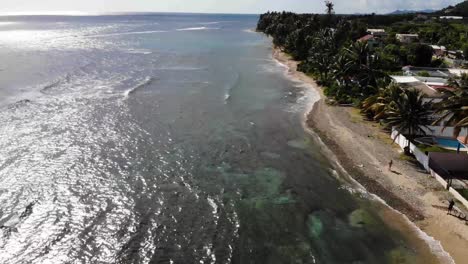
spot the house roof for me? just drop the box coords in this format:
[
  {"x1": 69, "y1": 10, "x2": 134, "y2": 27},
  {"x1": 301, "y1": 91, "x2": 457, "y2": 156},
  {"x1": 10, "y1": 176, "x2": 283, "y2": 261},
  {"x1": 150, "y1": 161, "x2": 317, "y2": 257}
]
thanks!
[
  {"x1": 367, "y1": 28, "x2": 385, "y2": 32},
  {"x1": 429, "y1": 45, "x2": 446, "y2": 50},
  {"x1": 390, "y1": 76, "x2": 419, "y2": 83},
  {"x1": 400, "y1": 82, "x2": 446, "y2": 98},
  {"x1": 357, "y1": 34, "x2": 374, "y2": 42},
  {"x1": 396, "y1": 34, "x2": 419, "y2": 37},
  {"x1": 428, "y1": 152, "x2": 468, "y2": 180},
  {"x1": 459, "y1": 136, "x2": 468, "y2": 145},
  {"x1": 448, "y1": 69, "x2": 468, "y2": 77}
]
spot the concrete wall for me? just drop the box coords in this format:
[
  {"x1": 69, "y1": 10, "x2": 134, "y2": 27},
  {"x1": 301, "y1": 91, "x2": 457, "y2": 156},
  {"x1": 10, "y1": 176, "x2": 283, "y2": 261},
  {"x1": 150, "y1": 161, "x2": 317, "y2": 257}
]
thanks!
[
  {"x1": 431, "y1": 170, "x2": 468, "y2": 210},
  {"x1": 391, "y1": 129, "x2": 430, "y2": 171}
]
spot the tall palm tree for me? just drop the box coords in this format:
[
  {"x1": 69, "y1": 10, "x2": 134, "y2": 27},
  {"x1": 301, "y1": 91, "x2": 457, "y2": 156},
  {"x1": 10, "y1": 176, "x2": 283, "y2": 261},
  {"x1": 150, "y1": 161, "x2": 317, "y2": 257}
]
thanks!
[
  {"x1": 342, "y1": 41, "x2": 389, "y2": 98},
  {"x1": 361, "y1": 83, "x2": 402, "y2": 121},
  {"x1": 307, "y1": 28, "x2": 338, "y2": 81},
  {"x1": 325, "y1": 1, "x2": 335, "y2": 15},
  {"x1": 386, "y1": 89, "x2": 432, "y2": 154},
  {"x1": 433, "y1": 74, "x2": 468, "y2": 142}
]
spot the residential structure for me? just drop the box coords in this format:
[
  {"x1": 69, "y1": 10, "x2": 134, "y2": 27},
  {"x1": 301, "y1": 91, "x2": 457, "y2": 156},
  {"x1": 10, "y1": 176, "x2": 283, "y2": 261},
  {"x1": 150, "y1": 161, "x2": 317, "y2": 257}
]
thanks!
[
  {"x1": 396, "y1": 33, "x2": 419, "y2": 43},
  {"x1": 390, "y1": 75, "x2": 448, "y2": 102},
  {"x1": 440, "y1": 16, "x2": 464, "y2": 20},
  {"x1": 429, "y1": 45, "x2": 446, "y2": 57},
  {"x1": 367, "y1": 28, "x2": 387, "y2": 38},
  {"x1": 402, "y1": 66, "x2": 468, "y2": 78}
]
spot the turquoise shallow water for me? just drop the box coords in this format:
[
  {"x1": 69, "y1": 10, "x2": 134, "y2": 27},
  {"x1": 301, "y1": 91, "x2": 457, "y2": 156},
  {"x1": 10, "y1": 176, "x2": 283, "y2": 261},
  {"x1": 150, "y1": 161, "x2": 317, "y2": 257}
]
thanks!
[{"x1": 0, "y1": 14, "x2": 445, "y2": 263}]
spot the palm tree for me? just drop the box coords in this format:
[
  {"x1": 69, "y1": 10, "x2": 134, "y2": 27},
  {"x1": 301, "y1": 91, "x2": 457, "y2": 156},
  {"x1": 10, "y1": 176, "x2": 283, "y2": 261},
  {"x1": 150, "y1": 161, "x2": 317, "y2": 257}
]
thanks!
[
  {"x1": 307, "y1": 28, "x2": 338, "y2": 82},
  {"x1": 386, "y1": 89, "x2": 432, "y2": 155},
  {"x1": 361, "y1": 83, "x2": 402, "y2": 121},
  {"x1": 325, "y1": 1, "x2": 335, "y2": 15},
  {"x1": 342, "y1": 41, "x2": 389, "y2": 98},
  {"x1": 433, "y1": 74, "x2": 468, "y2": 142}
]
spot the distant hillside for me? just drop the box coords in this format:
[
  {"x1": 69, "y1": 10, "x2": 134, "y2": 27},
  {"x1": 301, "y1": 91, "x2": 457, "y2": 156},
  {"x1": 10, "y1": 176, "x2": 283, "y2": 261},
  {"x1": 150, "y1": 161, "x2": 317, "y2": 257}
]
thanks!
[
  {"x1": 388, "y1": 9, "x2": 435, "y2": 15},
  {"x1": 435, "y1": 0, "x2": 468, "y2": 16}
]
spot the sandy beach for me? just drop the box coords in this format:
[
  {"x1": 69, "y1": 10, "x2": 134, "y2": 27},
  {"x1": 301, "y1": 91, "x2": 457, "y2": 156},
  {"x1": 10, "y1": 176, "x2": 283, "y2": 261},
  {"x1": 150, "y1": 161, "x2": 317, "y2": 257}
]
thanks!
[{"x1": 273, "y1": 47, "x2": 468, "y2": 263}]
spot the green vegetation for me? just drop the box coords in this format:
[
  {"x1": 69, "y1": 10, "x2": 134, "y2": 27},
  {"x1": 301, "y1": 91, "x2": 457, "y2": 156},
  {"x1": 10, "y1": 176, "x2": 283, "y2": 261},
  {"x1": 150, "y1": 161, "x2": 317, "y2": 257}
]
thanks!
[
  {"x1": 455, "y1": 189, "x2": 468, "y2": 200},
  {"x1": 435, "y1": 0, "x2": 468, "y2": 17},
  {"x1": 257, "y1": 1, "x2": 468, "y2": 156},
  {"x1": 257, "y1": 10, "x2": 461, "y2": 103},
  {"x1": 415, "y1": 144, "x2": 456, "y2": 153},
  {"x1": 385, "y1": 89, "x2": 432, "y2": 139},
  {"x1": 433, "y1": 74, "x2": 468, "y2": 138},
  {"x1": 417, "y1": 71, "x2": 430, "y2": 77}
]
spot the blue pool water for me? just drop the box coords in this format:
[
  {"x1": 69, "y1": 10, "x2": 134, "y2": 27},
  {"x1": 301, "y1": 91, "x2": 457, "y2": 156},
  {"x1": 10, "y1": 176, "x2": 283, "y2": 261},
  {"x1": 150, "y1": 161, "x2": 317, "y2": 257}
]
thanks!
[{"x1": 436, "y1": 138, "x2": 466, "y2": 149}]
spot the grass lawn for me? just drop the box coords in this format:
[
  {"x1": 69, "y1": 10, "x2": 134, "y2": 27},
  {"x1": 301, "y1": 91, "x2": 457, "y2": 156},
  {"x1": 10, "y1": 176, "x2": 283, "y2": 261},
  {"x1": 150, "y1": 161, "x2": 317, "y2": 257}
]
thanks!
[
  {"x1": 455, "y1": 189, "x2": 468, "y2": 201},
  {"x1": 415, "y1": 143, "x2": 457, "y2": 154}
]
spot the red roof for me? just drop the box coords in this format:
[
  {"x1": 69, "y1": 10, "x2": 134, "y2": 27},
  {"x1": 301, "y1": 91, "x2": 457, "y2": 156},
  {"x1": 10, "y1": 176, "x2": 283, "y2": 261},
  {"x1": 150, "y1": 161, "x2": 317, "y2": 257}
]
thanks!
[
  {"x1": 458, "y1": 136, "x2": 468, "y2": 145},
  {"x1": 357, "y1": 34, "x2": 374, "y2": 42},
  {"x1": 428, "y1": 85, "x2": 455, "y2": 91}
]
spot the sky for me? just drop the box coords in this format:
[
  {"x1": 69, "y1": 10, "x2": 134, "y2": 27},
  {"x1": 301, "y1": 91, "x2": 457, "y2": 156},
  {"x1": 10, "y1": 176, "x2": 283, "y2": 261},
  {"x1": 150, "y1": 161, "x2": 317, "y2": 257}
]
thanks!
[{"x1": 0, "y1": 0, "x2": 465, "y2": 15}]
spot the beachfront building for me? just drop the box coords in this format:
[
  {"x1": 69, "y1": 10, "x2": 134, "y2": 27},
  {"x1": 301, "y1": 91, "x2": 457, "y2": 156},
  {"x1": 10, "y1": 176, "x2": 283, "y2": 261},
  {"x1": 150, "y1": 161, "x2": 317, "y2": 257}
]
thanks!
[
  {"x1": 357, "y1": 35, "x2": 379, "y2": 50},
  {"x1": 396, "y1": 34, "x2": 419, "y2": 43},
  {"x1": 402, "y1": 66, "x2": 468, "y2": 78},
  {"x1": 429, "y1": 45, "x2": 447, "y2": 57},
  {"x1": 390, "y1": 75, "x2": 448, "y2": 102},
  {"x1": 357, "y1": 29, "x2": 387, "y2": 50},
  {"x1": 448, "y1": 50, "x2": 463, "y2": 60},
  {"x1": 367, "y1": 28, "x2": 387, "y2": 38}
]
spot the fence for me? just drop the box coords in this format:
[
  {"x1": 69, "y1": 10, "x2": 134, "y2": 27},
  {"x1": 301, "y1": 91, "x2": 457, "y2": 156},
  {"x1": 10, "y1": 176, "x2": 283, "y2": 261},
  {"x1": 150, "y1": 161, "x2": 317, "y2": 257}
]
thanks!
[
  {"x1": 431, "y1": 170, "x2": 468, "y2": 210},
  {"x1": 391, "y1": 129, "x2": 429, "y2": 171}
]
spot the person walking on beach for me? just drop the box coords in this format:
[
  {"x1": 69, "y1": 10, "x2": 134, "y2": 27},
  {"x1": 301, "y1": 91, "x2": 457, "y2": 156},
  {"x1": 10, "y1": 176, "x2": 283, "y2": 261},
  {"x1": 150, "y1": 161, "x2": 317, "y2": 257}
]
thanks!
[
  {"x1": 448, "y1": 199, "x2": 455, "y2": 214},
  {"x1": 388, "y1": 160, "x2": 393, "y2": 171}
]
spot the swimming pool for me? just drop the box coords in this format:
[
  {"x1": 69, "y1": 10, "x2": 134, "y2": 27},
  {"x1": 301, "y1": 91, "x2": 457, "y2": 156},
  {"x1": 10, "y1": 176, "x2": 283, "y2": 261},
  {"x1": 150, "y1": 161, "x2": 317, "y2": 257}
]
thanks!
[
  {"x1": 415, "y1": 136, "x2": 467, "y2": 150},
  {"x1": 436, "y1": 137, "x2": 466, "y2": 149}
]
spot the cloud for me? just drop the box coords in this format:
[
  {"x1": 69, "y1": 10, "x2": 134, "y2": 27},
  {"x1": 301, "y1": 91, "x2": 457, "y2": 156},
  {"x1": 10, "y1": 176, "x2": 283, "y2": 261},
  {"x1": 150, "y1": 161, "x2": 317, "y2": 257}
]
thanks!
[
  {"x1": 0, "y1": 0, "x2": 465, "y2": 15},
  {"x1": 334, "y1": 0, "x2": 463, "y2": 13}
]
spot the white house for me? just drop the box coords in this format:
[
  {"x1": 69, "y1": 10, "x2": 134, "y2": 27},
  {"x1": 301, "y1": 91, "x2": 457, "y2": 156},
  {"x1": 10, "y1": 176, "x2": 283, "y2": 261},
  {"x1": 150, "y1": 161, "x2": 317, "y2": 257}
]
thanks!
[{"x1": 396, "y1": 34, "x2": 419, "y2": 43}]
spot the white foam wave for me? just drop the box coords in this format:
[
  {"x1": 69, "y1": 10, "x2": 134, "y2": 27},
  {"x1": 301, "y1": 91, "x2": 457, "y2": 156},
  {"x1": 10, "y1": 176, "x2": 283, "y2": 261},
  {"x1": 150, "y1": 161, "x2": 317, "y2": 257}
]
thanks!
[
  {"x1": 198, "y1": 22, "x2": 221, "y2": 25},
  {"x1": 0, "y1": 22, "x2": 18, "y2": 26},
  {"x1": 176, "y1": 27, "x2": 219, "y2": 31},
  {"x1": 123, "y1": 77, "x2": 156, "y2": 98},
  {"x1": 198, "y1": 21, "x2": 236, "y2": 25},
  {"x1": 155, "y1": 66, "x2": 206, "y2": 71},
  {"x1": 224, "y1": 71, "x2": 240, "y2": 104},
  {"x1": 86, "y1": 30, "x2": 167, "y2": 38},
  {"x1": 125, "y1": 49, "x2": 153, "y2": 55}
]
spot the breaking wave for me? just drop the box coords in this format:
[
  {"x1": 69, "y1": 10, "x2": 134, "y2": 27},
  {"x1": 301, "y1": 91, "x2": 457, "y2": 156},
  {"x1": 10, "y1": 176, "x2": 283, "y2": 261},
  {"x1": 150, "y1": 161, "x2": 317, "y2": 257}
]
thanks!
[
  {"x1": 86, "y1": 30, "x2": 167, "y2": 38},
  {"x1": 176, "y1": 27, "x2": 219, "y2": 31},
  {"x1": 224, "y1": 71, "x2": 240, "y2": 103},
  {"x1": 123, "y1": 77, "x2": 157, "y2": 98}
]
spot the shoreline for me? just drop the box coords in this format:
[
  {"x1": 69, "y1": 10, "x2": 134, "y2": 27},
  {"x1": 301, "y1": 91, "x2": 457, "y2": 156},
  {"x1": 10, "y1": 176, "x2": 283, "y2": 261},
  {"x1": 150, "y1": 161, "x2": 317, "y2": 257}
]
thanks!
[{"x1": 272, "y1": 47, "x2": 468, "y2": 263}]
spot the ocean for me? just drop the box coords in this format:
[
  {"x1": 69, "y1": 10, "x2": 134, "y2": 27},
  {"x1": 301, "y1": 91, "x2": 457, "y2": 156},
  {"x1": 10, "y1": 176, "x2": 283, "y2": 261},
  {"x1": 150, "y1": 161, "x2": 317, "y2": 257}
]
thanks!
[{"x1": 0, "y1": 13, "x2": 446, "y2": 263}]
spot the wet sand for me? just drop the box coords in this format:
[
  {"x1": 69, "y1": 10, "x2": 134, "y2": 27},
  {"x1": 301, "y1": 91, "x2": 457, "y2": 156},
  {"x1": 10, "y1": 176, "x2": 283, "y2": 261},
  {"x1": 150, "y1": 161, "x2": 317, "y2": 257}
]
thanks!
[{"x1": 273, "y1": 47, "x2": 468, "y2": 263}]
